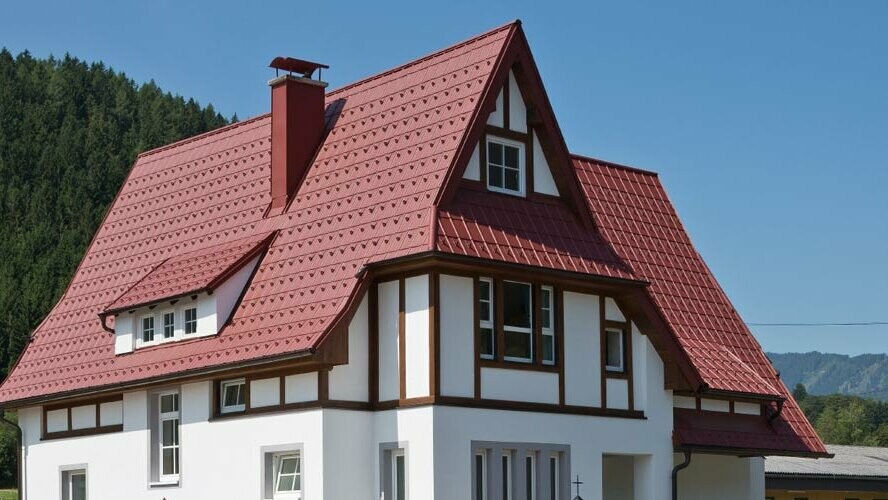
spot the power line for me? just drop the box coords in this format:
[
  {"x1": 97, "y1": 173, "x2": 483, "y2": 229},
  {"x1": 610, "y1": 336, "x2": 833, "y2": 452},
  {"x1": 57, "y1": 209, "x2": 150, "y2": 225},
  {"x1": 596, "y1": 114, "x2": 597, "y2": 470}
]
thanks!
[{"x1": 747, "y1": 321, "x2": 888, "y2": 327}]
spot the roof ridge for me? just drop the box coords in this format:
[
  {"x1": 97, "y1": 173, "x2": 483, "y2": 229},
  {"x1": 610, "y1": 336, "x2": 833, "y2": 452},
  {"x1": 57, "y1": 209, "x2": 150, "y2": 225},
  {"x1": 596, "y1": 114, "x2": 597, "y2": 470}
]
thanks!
[
  {"x1": 327, "y1": 21, "x2": 518, "y2": 98},
  {"x1": 137, "y1": 112, "x2": 270, "y2": 159},
  {"x1": 570, "y1": 152, "x2": 659, "y2": 177}
]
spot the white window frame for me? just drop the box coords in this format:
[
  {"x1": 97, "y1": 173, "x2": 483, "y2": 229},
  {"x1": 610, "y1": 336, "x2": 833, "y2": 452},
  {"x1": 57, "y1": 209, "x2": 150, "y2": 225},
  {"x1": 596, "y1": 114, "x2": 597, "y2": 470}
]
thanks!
[
  {"x1": 479, "y1": 277, "x2": 494, "y2": 360},
  {"x1": 183, "y1": 306, "x2": 198, "y2": 335},
  {"x1": 486, "y1": 136, "x2": 526, "y2": 197},
  {"x1": 540, "y1": 286, "x2": 555, "y2": 365},
  {"x1": 473, "y1": 451, "x2": 487, "y2": 500},
  {"x1": 140, "y1": 314, "x2": 155, "y2": 344},
  {"x1": 220, "y1": 378, "x2": 246, "y2": 414},
  {"x1": 272, "y1": 452, "x2": 302, "y2": 499},
  {"x1": 391, "y1": 449, "x2": 407, "y2": 500},
  {"x1": 161, "y1": 310, "x2": 176, "y2": 339},
  {"x1": 605, "y1": 328, "x2": 625, "y2": 372},
  {"x1": 548, "y1": 454, "x2": 559, "y2": 500},
  {"x1": 502, "y1": 281, "x2": 533, "y2": 363},
  {"x1": 158, "y1": 391, "x2": 180, "y2": 482},
  {"x1": 501, "y1": 452, "x2": 513, "y2": 500},
  {"x1": 63, "y1": 468, "x2": 87, "y2": 500},
  {"x1": 525, "y1": 453, "x2": 536, "y2": 500}
]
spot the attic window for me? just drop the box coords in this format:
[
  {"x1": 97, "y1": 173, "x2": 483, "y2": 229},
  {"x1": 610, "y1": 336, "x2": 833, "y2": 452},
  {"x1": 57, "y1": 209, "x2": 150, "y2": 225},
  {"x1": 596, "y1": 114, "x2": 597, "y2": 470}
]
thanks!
[{"x1": 486, "y1": 137, "x2": 525, "y2": 196}]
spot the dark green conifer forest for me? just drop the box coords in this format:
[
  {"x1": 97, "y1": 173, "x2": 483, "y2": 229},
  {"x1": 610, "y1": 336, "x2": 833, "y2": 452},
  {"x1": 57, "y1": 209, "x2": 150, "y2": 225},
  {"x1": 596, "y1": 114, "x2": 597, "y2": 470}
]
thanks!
[{"x1": 0, "y1": 49, "x2": 230, "y2": 487}]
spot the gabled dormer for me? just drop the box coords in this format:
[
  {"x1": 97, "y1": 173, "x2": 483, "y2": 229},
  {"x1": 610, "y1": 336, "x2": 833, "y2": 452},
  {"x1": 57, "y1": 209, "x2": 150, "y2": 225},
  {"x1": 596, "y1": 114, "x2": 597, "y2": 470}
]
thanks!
[{"x1": 101, "y1": 233, "x2": 273, "y2": 354}]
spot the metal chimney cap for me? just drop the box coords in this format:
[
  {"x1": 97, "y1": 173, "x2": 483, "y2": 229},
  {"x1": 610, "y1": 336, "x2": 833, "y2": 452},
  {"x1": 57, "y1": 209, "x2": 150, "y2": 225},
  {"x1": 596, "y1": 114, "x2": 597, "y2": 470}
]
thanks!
[{"x1": 269, "y1": 57, "x2": 329, "y2": 79}]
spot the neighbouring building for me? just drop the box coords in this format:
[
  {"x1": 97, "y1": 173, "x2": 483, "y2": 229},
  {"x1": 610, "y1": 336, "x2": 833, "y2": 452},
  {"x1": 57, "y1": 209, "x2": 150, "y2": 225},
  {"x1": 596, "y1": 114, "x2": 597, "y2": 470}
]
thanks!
[
  {"x1": 0, "y1": 20, "x2": 829, "y2": 500},
  {"x1": 766, "y1": 445, "x2": 888, "y2": 500}
]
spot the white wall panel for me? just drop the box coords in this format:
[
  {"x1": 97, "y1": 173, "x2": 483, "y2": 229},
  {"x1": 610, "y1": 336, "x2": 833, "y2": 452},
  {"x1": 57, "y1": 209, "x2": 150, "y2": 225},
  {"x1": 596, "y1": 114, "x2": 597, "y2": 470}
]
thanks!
[
  {"x1": 250, "y1": 378, "x2": 281, "y2": 408},
  {"x1": 604, "y1": 297, "x2": 626, "y2": 322},
  {"x1": 45, "y1": 409, "x2": 68, "y2": 433},
  {"x1": 508, "y1": 71, "x2": 527, "y2": 133},
  {"x1": 563, "y1": 291, "x2": 601, "y2": 406},
  {"x1": 439, "y1": 275, "x2": 475, "y2": 397},
  {"x1": 606, "y1": 378, "x2": 630, "y2": 410},
  {"x1": 378, "y1": 280, "x2": 401, "y2": 401},
  {"x1": 532, "y1": 132, "x2": 559, "y2": 196},
  {"x1": 70, "y1": 405, "x2": 96, "y2": 430},
  {"x1": 284, "y1": 372, "x2": 318, "y2": 404},
  {"x1": 462, "y1": 143, "x2": 481, "y2": 181},
  {"x1": 329, "y1": 294, "x2": 369, "y2": 402},
  {"x1": 480, "y1": 368, "x2": 558, "y2": 405},
  {"x1": 405, "y1": 275, "x2": 430, "y2": 398},
  {"x1": 99, "y1": 400, "x2": 123, "y2": 426}
]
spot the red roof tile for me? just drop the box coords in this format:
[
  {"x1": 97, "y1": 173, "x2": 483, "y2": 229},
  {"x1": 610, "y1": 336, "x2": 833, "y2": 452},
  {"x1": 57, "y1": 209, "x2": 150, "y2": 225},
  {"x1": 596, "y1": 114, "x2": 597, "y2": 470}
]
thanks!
[{"x1": 574, "y1": 155, "x2": 826, "y2": 455}]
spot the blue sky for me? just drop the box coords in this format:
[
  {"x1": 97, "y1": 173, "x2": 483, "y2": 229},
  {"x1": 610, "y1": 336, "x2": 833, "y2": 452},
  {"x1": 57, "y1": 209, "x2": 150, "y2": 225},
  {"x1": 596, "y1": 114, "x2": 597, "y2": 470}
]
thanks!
[{"x1": 2, "y1": 1, "x2": 886, "y2": 354}]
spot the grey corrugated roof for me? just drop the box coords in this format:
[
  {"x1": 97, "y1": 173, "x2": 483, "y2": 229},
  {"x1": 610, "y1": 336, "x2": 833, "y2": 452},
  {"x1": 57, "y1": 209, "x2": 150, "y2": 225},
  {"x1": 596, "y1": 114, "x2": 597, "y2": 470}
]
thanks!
[{"x1": 766, "y1": 445, "x2": 888, "y2": 479}]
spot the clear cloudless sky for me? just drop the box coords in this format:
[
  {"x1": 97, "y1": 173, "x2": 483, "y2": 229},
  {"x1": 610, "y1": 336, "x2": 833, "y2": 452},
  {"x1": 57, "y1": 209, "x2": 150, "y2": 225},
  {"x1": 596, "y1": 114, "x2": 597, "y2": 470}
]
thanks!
[{"x1": 2, "y1": 0, "x2": 886, "y2": 354}]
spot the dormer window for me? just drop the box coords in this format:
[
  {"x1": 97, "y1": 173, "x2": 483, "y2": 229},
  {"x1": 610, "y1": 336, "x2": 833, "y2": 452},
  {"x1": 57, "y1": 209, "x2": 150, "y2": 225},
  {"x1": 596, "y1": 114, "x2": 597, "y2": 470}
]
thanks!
[
  {"x1": 162, "y1": 311, "x2": 175, "y2": 339},
  {"x1": 486, "y1": 137, "x2": 525, "y2": 196},
  {"x1": 141, "y1": 315, "x2": 155, "y2": 343},
  {"x1": 184, "y1": 307, "x2": 198, "y2": 335}
]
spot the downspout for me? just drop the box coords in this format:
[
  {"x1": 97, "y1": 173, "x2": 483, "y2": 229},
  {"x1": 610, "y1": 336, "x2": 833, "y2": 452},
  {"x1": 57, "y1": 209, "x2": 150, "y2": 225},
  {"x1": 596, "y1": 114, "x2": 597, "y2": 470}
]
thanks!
[
  {"x1": 0, "y1": 412, "x2": 22, "y2": 500},
  {"x1": 671, "y1": 451, "x2": 691, "y2": 500}
]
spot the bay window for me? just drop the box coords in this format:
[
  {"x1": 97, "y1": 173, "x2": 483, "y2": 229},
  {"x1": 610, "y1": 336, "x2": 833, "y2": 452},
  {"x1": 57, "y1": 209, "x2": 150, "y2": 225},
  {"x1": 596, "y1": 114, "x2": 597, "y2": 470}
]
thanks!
[{"x1": 477, "y1": 277, "x2": 556, "y2": 367}]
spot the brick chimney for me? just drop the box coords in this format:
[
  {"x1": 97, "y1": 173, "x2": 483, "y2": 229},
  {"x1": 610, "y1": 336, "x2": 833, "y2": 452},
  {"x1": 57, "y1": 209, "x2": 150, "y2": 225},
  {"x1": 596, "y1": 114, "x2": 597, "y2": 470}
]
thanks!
[{"x1": 267, "y1": 58, "x2": 329, "y2": 213}]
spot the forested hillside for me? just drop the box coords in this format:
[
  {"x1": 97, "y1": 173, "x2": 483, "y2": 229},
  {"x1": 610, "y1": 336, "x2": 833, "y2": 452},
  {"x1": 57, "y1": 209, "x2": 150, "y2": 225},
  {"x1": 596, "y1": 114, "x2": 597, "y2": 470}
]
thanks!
[
  {"x1": 792, "y1": 384, "x2": 888, "y2": 447},
  {"x1": 770, "y1": 351, "x2": 888, "y2": 400},
  {"x1": 0, "y1": 49, "x2": 231, "y2": 383}
]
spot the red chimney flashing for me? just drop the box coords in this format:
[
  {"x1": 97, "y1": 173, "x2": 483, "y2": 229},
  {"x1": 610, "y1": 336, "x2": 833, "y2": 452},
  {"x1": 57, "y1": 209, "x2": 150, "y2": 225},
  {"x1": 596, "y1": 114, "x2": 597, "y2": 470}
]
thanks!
[{"x1": 268, "y1": 74, "x2": 328, "y2": 213}]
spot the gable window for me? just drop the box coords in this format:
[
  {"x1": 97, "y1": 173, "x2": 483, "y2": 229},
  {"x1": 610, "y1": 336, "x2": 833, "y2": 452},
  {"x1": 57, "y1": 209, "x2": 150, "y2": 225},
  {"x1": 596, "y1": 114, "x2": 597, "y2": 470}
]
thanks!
[
  {"x1": 502, "y1": 281, "x2": 532, "y2": 362},
  {"x1": 478, "y1": 278, "x2": 494, "y2": 359},
  {"x1": 62, "y1": 468, "x2": 87, "y2": 500},
  {"x1": 184, "y1": 307, "x2": 197, "y2": 334},
  {"x1": 220, "y1": 378, "x2": 246, "y2": 414},
  {"x1": 162, "y1": 311, "x2": 175, "y2": 339},
  {"x1": 141, "y1": 315, "x2": 155, "y2": 343},
  {"x1": 486, "y1": 137, "x2": 525, "y2": 196},
  {"x1": 605, "y1": 328, "x2": 625, "y2": 372},
  {"x1": 273, "y1": 453, "x2": 302, "y2": 498},
  {"x1": 540, "y1": 286, "x2": 555, "y2": 365},
  {"x1": 158, "y1": 391, "x2": 180, "y2": 481}
]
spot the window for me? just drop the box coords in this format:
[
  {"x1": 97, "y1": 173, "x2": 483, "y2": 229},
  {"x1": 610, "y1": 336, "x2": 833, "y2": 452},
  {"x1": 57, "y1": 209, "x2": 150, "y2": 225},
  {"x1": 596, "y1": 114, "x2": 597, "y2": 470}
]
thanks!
[
  {"x1": 184, "y1": 307, "x2": 197, "y2": 334},
  {"x1": 540, "y1": 287, "x2": 555, "y2": 365},
  {"x1": 524, "y1": 454, "x2": 535, "y2": 500},
  {"x1": 501, "y1": 453, "x2": 512, "y2": 500},
  {"x1": 141, "y1": 315, "x2": 155, "y2": 343},
  {"x1": 220, "y1": 378, "x2": 246, "y2": 413},
  {"x1": 548, "y1": 455, "x2": 559, "y2": 500},
  {"x1": 62, "y1": 469, "x2": 87, "y2": 500},
  {"x1": 158, "y1": 392, "x2": 180, "y2": 480},
  {"x1": 273, "y1": 453, "x2": 301, "y2": 498},
  {"x1": 474, "y1": 452, "x2": 487, "y2": 500},
  {"x1": 486, "y1": 138, "x2": 524, "y2": 196},
  {"x1": 162, "y1": 311, "x2": 175, "y2": 339},
  {"x1": 478, "y1": 278, "x2": 494, "y2": 359},
  {"x1": 502, "y1": 281, "x2": 532, "y2": 362},
  {"x1": 605, "y1": 328, "x2": 625, "y2": 372},
  {"x1": 392, "y1": 450, "x2": 407, "y2": 500}
]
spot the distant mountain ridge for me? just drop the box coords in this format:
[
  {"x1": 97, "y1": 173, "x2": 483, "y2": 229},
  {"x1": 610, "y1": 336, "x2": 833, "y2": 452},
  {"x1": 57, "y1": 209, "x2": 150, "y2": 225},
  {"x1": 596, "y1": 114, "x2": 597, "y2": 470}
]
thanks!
[{"x1": 768, "y1": 351, "x2": 888, "y2": 401}]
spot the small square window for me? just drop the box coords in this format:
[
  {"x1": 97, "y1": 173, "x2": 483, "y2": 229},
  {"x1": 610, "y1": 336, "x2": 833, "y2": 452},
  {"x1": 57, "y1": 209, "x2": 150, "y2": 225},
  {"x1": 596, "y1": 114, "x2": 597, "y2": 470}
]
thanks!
[
  {"x1": 273, "y1": 453, "x2": 301, "y2": 498},
  {"x1": 184, "y1": 307, "x2": 197, "y2": 334},
  {"x1": 141, "y1": 315, "x2": 155, "y2": 343},
  {"x1": 605, "y1": 328, "x2": 625, "y2": 372},
  {"x1": 220, "y1": 379, "x2": 246, "y2": 413},
  {"x1": 486, "y1": 138, "x2": 525, "y2": 196},
  {"x1": 62, "y1": 469, "x2": 87, "y2": 500},
  {"x1": 162, "y1": 312, "x2": 175, "y2": 339}
]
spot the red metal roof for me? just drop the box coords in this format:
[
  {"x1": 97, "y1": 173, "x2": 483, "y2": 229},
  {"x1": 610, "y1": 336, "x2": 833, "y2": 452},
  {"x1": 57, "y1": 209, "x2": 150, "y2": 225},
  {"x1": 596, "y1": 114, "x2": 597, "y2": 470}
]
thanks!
[
  {"x1": 0, "y1": 20, "x2": 827, "y2": 456},
  {"x1": 574, "y1": 155, "x2": 827, "y2": 455},
  {"x1": 104, "y1": 232, "x2": 272, "y2": 314}
]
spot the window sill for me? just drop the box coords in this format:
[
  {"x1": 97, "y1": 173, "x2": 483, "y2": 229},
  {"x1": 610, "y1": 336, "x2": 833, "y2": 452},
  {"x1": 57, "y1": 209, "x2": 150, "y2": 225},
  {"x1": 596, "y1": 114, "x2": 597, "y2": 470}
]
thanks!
[
  {"x1": 480, "y1": 359, "x2": 559, "y2": 373},
  {"x1": 149, "y1": 479, "x2": 180, "y2": 488}
]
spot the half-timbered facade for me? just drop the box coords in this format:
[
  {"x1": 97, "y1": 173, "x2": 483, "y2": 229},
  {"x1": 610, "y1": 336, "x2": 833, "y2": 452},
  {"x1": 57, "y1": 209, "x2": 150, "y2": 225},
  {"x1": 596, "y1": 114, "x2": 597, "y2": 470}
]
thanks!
[{"x1": 0, "y1": 21, "x2": 827, "y2": 500}]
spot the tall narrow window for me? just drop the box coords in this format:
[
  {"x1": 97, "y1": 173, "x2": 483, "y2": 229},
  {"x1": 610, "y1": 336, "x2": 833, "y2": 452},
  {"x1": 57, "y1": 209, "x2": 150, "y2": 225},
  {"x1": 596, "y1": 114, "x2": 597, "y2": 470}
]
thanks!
[
  {"x1": 486, "y1": 138, "x2": 525, "y2": 196},
  {"x1": 184, "y1": 307, "x2": 197, "y2": 335},
  {"x1": 540, "y1": 287, "x2": 555, "y2": 365},
  {"x1": 142, "y1": 315, "x2": 155, "y2": 343},
  {"x1": 502, "y1": 281, "x2": 532, "y2": 362},
  {"x1": 62, "y1": 469, "x2": 87, "y2": 500},
  {"x1": 605, "y1": 328, "x2": 625, "y2": 372},
  {"x1": 220, "y1": 378, "x2": 246, "y2": 413},
  {"x1": 474, "y1": 452, "x2": 487, "y2": 500},
  {"x1": 273, "y1": 453, "x2": 301, "y2": 498},
  {"x1": 501, "y1": 453, "x2": 512, "y2": 500},
  {"x1": 478, "y1": 278, "x2": 494, "y2": 359},
  {"x1": 158, "y1": 392, "x2": 180, "y2": 480},
  {"x1": 162, "y1": 311, "x2": 175, "y2": 339},
  {"x1": 549, "y1": 455, "x2": 559, "y2": 500},
  {"x1": 392, "y1": 450, "x2": 406, "y2": 500},
  {"x1": 525, "y1": 454, "x2": 535, "y2": 500}
]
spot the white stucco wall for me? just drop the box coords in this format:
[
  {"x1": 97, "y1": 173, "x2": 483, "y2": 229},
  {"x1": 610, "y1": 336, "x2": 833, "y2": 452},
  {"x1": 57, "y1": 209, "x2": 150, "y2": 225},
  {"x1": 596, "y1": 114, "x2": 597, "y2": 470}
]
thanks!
[
  {"x1": 329, "y1": 294, "x2": 369, "y2": 402},
  {"x1": 480, "y1": 368, "x2": 559, "y2": 405},
  {"x1": 438, "y1": 274, "x2": 474, "y2": 397},
  {"x1": 463, "y1": 143, "x2": 481, "y2": 181},
  {"x1": 378, "y1": 280, "x2": 400, "y2": 401}
]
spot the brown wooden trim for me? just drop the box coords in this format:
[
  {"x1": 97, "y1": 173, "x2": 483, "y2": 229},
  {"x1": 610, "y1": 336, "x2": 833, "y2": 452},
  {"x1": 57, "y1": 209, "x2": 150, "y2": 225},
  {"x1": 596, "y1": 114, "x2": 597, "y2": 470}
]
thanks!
[
  {"x1": 525, "y1": 126, "x2": 535, "y2": 196},
  {"x1": 429, "y1": 271, "x2": 440, "y2": 397},
  {"x1": 556, "y1": 287, "x2": 565, "y2": 406},
  {"x1": 318, "y1": 368, "x2": 330, "y2": 403},
  {"x1": 279, "y1": 374, "x2": 287, "y2": 406},
  {"x1": 502, "y1": 71, "x2": 510, "y2": 130},
  {"x1": 369, "y1": 282, "x2": 379, "y2": 405},
  {"x1": 376, "y1": 396, "x2": 646, "y2": 419},
  {"x1": 479, "y1": 359, "x2": 558, "y2": 373},
  {"x1": 42, "y1": 424, "x2": 123, "y2": 441},
  {"x1": 495, "y1": 279, "x2": 505, "y2": 361},
  {"x1": 485, "y1": 124, "x2": 530, "y2": 143},
  {"x1": 479, "y1": 132, "x2": 488, "y2": 187},
  {"x1": 599, "y1": 295, "x2": 607, "y2": 408},
  {"x1": 533, "y1": 284, "x2": 542, "y2": 365},
  {"x1": 626, "y1": 320, "x2": 634, "y2": 411},
  {"x1": 398, "y1": 278, "x2": 406, "y2": 401}
]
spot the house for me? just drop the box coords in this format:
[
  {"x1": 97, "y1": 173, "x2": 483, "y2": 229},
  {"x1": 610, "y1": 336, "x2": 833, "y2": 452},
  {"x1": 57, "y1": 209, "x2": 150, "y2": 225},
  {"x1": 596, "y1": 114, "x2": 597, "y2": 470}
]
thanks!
[
  {"x1": 0, "y1": 20, "x2": 829, "y2": 500},
  {"x1": 766, "y1": 445, "x2": 888, "y2": 500}
]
